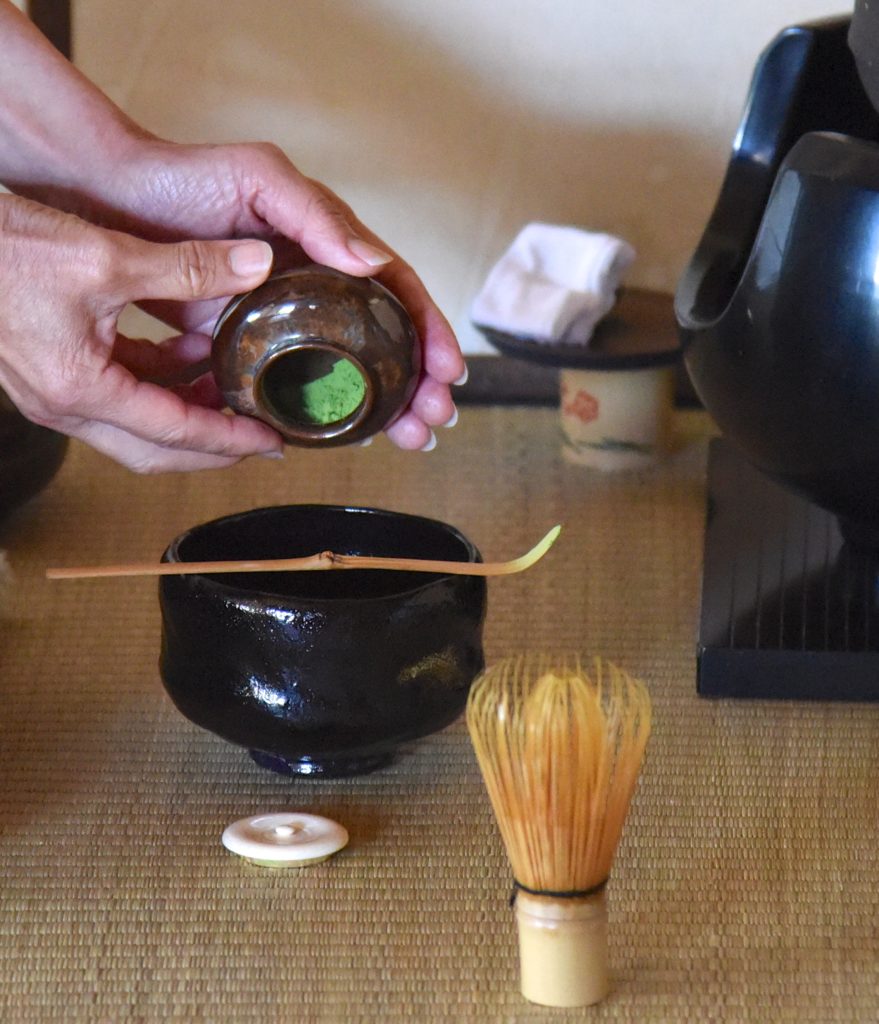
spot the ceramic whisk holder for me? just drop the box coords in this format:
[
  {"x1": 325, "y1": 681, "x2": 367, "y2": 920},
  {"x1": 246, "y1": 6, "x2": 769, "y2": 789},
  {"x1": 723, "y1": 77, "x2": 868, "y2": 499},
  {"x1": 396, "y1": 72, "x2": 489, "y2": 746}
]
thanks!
[
  {"x1": 475, "y1": 289, "x2": 680, "y2": 471},
  {"x1": 212, "y1": 265, "x2": 421, "y2": 447},
  {"x1": 559, "y1": 365, "x2": 675, "y2": 470}
]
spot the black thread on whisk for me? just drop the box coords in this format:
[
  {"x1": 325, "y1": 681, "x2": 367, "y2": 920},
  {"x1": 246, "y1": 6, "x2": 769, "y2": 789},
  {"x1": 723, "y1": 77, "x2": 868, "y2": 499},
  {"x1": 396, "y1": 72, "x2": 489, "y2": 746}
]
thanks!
[{"x1": 509, "y1": 877, "x2": 608, "y2": 907}]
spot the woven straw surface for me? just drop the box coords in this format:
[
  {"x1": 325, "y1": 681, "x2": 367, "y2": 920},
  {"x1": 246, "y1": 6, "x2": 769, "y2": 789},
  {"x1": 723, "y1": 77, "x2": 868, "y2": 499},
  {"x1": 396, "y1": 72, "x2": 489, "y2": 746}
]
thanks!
[{"x1": 1, "y1": 407, "x2": 877, "y2": 1023}]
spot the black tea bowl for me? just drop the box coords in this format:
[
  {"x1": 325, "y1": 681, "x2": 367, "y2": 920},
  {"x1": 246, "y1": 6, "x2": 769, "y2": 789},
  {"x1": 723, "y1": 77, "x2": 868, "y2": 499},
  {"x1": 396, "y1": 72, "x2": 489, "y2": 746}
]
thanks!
[{"x1": 159, "y1": 505, "x2": 486, "y2": 778}]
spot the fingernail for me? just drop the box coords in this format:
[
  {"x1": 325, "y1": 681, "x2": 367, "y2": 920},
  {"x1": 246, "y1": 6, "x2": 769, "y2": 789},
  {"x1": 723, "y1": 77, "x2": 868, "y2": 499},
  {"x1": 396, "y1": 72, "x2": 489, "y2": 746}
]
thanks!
[
  {"x1": 420, "y1": 431, "x2": 437, "y2": 452},
  {"x1": 453, "y1": 365, "x2": 469, "y2": 386},
  {"x1": 230, "y1": 240, "x2": 274, "y2": 277},
  {"x1": 442, "y1": 406, "x2": 458, "y2": 429},
  {"x1": 348, "y1": 238, "x2": 394, "y2": 267},
  {"x1": 259, "y1": 449, "x2": 285, "y2": 460}
]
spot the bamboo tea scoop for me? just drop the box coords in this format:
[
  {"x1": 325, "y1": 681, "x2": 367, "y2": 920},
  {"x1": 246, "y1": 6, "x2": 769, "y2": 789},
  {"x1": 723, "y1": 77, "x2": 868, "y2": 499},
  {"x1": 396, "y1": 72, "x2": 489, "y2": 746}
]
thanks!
[{"x1": 46, "y1": 525, "x2": 561, "y2": 581}]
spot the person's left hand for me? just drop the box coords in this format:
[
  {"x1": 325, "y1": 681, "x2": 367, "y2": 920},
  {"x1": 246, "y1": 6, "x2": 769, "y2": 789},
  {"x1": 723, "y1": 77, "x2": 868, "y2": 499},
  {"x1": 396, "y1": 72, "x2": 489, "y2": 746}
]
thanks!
[
  {"x1": 56, "y1": 138, "x2": 466, "y2": 450},
  {"x1": 0, "y1": 195, "x2": 285, "y2": 472}
]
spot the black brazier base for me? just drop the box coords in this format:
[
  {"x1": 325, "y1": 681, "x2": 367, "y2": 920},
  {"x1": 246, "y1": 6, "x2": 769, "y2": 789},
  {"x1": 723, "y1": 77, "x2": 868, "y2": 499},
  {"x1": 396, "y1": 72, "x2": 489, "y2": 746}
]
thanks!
[{"x1": 698, "y1": 440, "x2": 879, "y2": 701}]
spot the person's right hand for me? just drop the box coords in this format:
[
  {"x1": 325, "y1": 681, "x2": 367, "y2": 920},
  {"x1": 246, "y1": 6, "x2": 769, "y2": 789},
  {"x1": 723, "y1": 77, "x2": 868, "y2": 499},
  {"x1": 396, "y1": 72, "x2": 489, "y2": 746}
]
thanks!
[
  {"x1": 76, "y1": 140, "x2": 466, "y2": 452},
  {"x1": 0, "y1": 194, "x2": 284, "y2": 472}
]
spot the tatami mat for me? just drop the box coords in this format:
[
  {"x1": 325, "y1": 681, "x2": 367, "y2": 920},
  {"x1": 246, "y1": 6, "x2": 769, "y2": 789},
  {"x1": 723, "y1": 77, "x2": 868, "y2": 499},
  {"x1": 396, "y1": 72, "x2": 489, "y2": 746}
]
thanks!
[{"x1": 1, "y1": 407, "x2": 877, "y2": 1022}]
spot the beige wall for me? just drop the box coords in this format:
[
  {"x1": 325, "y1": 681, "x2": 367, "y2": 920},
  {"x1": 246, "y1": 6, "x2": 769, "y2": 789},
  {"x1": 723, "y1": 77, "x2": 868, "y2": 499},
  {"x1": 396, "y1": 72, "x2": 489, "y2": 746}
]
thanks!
[{"x1": 72, "y1": 1, "x2": 847, "y2": 352}]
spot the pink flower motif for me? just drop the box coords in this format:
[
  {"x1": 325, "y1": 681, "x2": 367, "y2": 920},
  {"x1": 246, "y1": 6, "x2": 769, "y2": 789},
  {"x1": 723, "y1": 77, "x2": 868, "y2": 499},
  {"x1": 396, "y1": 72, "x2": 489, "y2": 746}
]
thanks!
[{"x1": 563, "y1": 389, "x2": 599, "y2": 425}]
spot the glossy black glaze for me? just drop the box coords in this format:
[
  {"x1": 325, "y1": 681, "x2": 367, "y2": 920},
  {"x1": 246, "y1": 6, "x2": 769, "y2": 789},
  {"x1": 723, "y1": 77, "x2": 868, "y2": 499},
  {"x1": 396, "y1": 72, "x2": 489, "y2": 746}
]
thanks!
[
  {"x1": 0, "y1": 388, "x2": 67, "y2": 521},
  {"x1": 212, "y1": 265, "x2": 421, "y2": 448},
  {"x1": 159, "y1": 506, "x2": 486, "y2": 777},
  {"x1": 675, "y1": 17, "x2": 879, "y2": 547}
]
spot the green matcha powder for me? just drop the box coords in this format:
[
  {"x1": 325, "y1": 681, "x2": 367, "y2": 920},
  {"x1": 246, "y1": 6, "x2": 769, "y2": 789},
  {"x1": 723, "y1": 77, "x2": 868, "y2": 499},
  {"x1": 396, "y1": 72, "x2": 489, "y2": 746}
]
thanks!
[{"x1": 289, "y1": 356, "x2": 366, "y2": 425}]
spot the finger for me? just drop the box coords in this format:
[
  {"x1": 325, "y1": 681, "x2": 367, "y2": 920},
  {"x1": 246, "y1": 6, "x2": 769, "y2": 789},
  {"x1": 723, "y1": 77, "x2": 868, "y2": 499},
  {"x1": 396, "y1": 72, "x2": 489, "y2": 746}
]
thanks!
[
  {"x1": 253, "y1": 173, "x2": 394, "y2": 276},
  {"x1": 245, "y1": 162, "x2": 465, "y2": 379},
  {"x1": 374, "y1": 262, "x2": 465, "y2": 384},
  {"x1": 71, "y1": 419, "x2": 245, "y2": 474},
  {"x1": 314, "y1": 210, "x2": 465, "y2": 384},
  {"x1": 134, "y1": 239, "x2": 312, "y2": 335},
  {"x1": 74, "y1": 362, "x2": 283, "y2": 458},
  {"x1": 170, "y1": 372, "x2": 225, "y2": 410},
  {"x1": 111, "y1": 332, "x2": 212, "y2": 385},
  {"x1": 417, "y1": 302, "x2": 466, "y2": 384},
  {"x1": 406, "y1": 375, "x2": 456, "y2": 428},
  {"x1": 383, "y1": 409, "x2": 434, "y2": 451},
  {"x1": 105, "y1": 235, "x2": 275, "y2": 307},
  {"x1": 136, "y1": 296, "x2": 229, "y2": 336},
  {"x1": 321, "y1": 209, "x2": 465, "y2": 383}
]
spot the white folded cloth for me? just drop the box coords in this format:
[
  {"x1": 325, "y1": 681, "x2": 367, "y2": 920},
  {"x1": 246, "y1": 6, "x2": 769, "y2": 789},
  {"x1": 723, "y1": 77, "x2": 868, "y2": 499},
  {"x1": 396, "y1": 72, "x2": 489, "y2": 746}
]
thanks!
[{"x1": 471, "y1": 223, "x2": 636, "y2": 344}]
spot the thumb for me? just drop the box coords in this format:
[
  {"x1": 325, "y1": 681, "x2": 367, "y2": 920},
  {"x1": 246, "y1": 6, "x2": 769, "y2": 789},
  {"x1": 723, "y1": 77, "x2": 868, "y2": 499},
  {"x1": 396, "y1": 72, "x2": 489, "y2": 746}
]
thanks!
[{"x1": 112, "y1": 237, "x2": 274, "y2": 304}]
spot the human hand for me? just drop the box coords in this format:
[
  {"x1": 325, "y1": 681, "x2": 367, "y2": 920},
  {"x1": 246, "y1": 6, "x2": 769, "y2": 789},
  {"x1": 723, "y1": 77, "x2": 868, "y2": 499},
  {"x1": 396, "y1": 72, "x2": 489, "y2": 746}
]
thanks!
[
  {"x1": 72, "y1": 139, "x2": 467, "y2": 450},
  {"x1": 0, "y1": 194, "x2": 284, "y2": 472},
  {"x1": 0, "y1": 2, "x2": 462, "y2": 451}
]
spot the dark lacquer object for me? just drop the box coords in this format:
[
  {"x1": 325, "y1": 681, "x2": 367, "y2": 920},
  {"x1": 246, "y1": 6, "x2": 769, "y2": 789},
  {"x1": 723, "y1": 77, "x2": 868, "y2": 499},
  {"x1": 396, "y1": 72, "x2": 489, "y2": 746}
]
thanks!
[
  {"x1": 697, "y1": 438, "x2": 879, "y2": 701},
  {"x1": 0, "y1": 388, "x2": 67, "y2": 522},
  {"x1": 212, "y1": 265, "x2": 421, "y2": 447},
  {"x1": 675, "y1": 16, "x2": 879, "y2": 700},
  {"x1": 158, "y1": 505, "x2": 486, "y2": 778},
  {"x1": 675, "y1": 16, "x2": 879, "y2": 549}
]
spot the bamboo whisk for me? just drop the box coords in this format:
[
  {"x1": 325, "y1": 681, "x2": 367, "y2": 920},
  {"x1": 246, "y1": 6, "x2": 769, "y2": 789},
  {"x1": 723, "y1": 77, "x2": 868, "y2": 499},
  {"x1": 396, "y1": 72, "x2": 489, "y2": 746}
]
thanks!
[{"x1": 466, "y1": 653, "x2": 651, "y2": 1008}]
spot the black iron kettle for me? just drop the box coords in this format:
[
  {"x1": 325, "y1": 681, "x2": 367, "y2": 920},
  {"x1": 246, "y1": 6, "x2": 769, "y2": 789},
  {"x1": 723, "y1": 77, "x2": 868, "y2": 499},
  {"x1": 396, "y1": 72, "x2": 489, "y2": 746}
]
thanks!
[{"x1": 676, "y1": 16, "x2": 879, "y2": 548}]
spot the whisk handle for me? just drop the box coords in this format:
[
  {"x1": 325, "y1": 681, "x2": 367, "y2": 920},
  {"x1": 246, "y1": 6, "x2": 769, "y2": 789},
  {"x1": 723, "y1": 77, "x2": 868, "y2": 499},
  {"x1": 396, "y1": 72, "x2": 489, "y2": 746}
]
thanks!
[{"x1": 515, "y1": 890, "x2": 610, "y2": 1008}]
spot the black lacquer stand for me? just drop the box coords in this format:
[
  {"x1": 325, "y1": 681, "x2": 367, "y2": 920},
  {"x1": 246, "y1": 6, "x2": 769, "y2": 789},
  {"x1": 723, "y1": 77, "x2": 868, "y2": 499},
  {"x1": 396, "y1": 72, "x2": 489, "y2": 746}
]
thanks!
[{"x1": 698, "y1": 439, "x2": 879, "y2": 700}]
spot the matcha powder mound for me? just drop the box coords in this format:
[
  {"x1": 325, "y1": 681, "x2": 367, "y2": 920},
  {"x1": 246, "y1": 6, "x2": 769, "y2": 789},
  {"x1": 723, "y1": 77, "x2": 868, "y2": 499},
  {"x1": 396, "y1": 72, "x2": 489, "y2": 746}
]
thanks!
[{"x1": 296, "y1": 357, "x2": 366, "y2": 425}]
